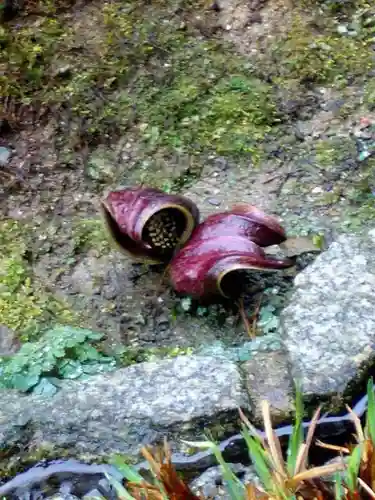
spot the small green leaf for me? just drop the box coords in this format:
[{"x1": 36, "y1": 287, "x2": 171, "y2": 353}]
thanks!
[
  {"x1": 258, "y1": 305, "x2": 279, "y2": 333},
  {"x1": 58, "y1": 360, "x2": 83, "y2": 379},
  {"x1": 75, "y1": 344, "x2": 103, "y2": 362},
  {"x1": 52, "y1": 347, "x2": 66, "y2": 358},
  {"x1": 12, "y1": 373, "x2": 40, "y2": 392},
  {"x1": 312, "y1": 233, "x2": 325, "y2": 250},
  {"x1": 32, "y1": 377, "x2": 58, "y2": 397}
]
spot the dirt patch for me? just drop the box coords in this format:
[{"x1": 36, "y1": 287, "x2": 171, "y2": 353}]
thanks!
[{"x1": 216, "y1": 0, "x2": 294, "y2": 54}]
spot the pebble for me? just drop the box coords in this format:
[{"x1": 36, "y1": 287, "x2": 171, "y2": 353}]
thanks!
[
  {"x1": 206, "y1": 197, "x2": 221, "y2": 206},
  {"x1": 0, "y1": 146, "x2": 11, "y2": 166},
  {"x1": 337, "y1": 24, "x2": 348, "y2": 34}
]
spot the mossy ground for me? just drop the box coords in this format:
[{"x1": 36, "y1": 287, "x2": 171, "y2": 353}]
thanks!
[
  {"x1": 1, "y1": 0, "x2": 283, "y2": 164},
  {"x1": 0, "y1": 220, "x2": 76, "y2": 341},
  {"x1": 269, "y1": 9, "x2": 373, "y2": 88}
]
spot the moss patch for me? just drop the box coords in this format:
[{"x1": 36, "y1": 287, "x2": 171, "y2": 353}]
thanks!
[
  {"x1": 364, "y1": 80, "x2": 375, "y2": 110},
  {"x1": 1, "y1": 0, "x2": 281, "y2": 163},
  {"x1": 0, "y1": 220, "x2": 76, "y2": 341},
  {"x1": 341, "y1": 157, "x2": 375, "y2": 229},
  {"x1": 269, "y1": 9, "x2": 373, "y2": 88},
  {"x1": 118, "y1": 346, "x2": 194, "y2": 367},
  {"x1": 314, "y1": 137, "x2": 357, "y2": 169},
  {"x1": 71, "y1": 218, "x2": 112, "y2": 255}
]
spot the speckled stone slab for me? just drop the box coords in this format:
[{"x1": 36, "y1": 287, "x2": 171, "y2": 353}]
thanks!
[
  {"x1": 280, "y1": 229, "x2": 375, "y2": 396},
  {"x1": 0, "y1": 355, "x2": 247, "y2": 458}
]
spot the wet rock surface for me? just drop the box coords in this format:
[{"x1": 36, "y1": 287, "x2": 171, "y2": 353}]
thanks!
[{"x1": 281, "y1": 229, "x2": 375, "y2": 397}]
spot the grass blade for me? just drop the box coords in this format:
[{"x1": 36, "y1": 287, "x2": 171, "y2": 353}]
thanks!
[
  {"x1": 345, "y1": 442, "x2": 363, "y2": 493},
  {"x1": 290, "y1": 461, "x2": 347, "y2": 484},
  {"x1": 287, "y1": 384, "x2": 304, "y2": 476},
  {"x1": 104, "y1": 472, "x2": 136, "y2": 500},
  {"x1": 239, "y1": 408, "x2": 267, "y2": 448},
  {"x1": 367, "y1": 377, "x2": 375, "y2": 444},
  {"x1": 182, "y1": 439, "x2": 245, "y2": 500},
  {"x1": 346, "y1": 404, "x2": 365, "y2": 443},
  {"x1": 109, "y1": 454, "x2": 145, "y2": 484},
  {"x1": 294, "y1": 405, "x2": 322, "y2": 475},
  {"x1": 262, "y1": 400, "x2": 286, "y2": 478},
  {"x1": 140, "y1": 445, "x2": 170, "y2": 500},
  {"x1": 334, "y1": 472, "x2": 344, "y2": 500},
  {"x1": 358, "y1": 477, "x2": 375, "y2": 499},
  {"x1": 241, "y1": 424, "x2": 275, "y2": 493}
]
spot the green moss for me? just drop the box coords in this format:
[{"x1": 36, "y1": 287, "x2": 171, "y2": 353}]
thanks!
[
  {"x1": 0, "y1": 220, "x2": 76, "y2": 341},
  {"x1": 314, "y1": 137, "x2": 357, "y2": 169},
  {"x1": 0, "y1": 17, "x2": 65, "y2": 96},
  {"x1": 136, "y1": 72, "x2": 279, "y2": 159},
  {"x1": 118, "y1": 346, "x2": 194, "y2": 367},
  {"x1": 71, "y1": 218, "x2": 112, "y2": 255},
  {"x1": 364, "y1": 80, "x2": 375, "y2": 110},
  {"x1": 0, "y1": 440, "x2": 72, "y2": 479},
  {"x1": 340, "y1": 158, "x2": 375, "y2": 229},
  {"x1": 272, "y1": 14, "x2": 373, "y2": 87}
]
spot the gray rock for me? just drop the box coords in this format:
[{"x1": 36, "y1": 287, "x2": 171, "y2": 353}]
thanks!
[
  {"x1": 190, "y1": 463, "x2": 247, "y2": 499},
  {"x1": 190, "y1": 463, "x2": 262, "y2": 498},
  {"x1": 0, "y1": 324, "x2": 21, "y2": 356},
  {"x1": 242, "y1": 350, "x2": 294, "y2": 425},
  {"x1": 82, "y1": 490, "x2": 105, "y2": 500},
  {"x1": 190, "y1": 465, "x2": 229, "y2": 498},
  {"x1": 280, "y1": 230, "x2": 375, "y2": 396},
  {"x1": 47, "y1": 496, "x2": 80, "y2": 500},
  {"x1": 0, "y1": 146, "x2": 11, "y2": 166},
  {"x1": 0, "y1": 356, "x2": 247, "y2": 459}
]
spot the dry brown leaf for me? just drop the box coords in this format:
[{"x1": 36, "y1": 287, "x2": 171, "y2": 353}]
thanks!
[
  {"x1": 294, "y1": 406, "x2": 322, "y2": 475},
  {"x1": 130, "y1": 440, "x2": 201, "y2": 500}
]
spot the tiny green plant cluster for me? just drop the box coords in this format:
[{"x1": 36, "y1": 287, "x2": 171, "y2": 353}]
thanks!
[{"x1": 0, "y1": 325, "x2": 117, "y2": 395}]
